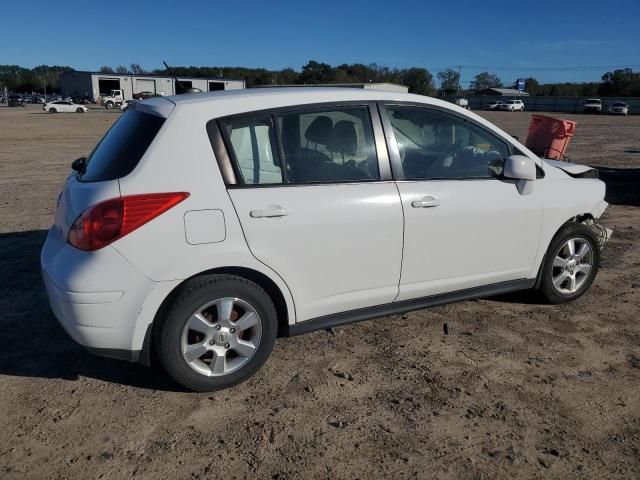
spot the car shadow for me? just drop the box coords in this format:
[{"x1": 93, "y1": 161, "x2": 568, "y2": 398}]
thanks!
[
  {"x1": 0, "y1": 230, "x2": 182, "y2": 391},
  {"x1": 595, "y1": 166, "x2": 640, "y2": 207}
]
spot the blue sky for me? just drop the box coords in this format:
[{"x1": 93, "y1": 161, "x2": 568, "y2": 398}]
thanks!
[{"x1": 3, "y1": 0, "x2": 639, "y2": 85}]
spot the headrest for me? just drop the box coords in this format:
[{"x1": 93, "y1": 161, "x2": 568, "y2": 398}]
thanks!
[
  {"x1": 304, "y1": 116, "x2": 333, "y2": 145},
  {"x1": 327, "y1": 120, "x2": 358, "y2": 156}
]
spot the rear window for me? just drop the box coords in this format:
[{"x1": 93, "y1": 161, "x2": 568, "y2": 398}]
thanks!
[{"x1": 80, "y1": 110, "x2": 165, "y2": 182}]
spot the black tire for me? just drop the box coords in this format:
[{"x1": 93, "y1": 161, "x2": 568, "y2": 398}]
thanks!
[
  {"x1": 49, "y1": 108, "x2": 57, "y2": 113},
  {"x1": 539, "y1": 223, "x2": 600, "y2": 304},
  {"x1": 105, "y1": 102, "x2": 114, "y2": 110},
  {"x1": 76, "y1": 107, "x2": 84, "y2": 113},
  {"x1": 154, "y1": 274, "x2": 278, "y2": 392}
]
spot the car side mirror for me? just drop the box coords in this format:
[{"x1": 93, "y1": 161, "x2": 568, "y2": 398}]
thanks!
[
  {"x1": 71, "y1": 157, "x2": 87, "y2": 174},
  {"x1": 504, "y1": 155, "x2": 536, "y2": 181},
  {"x1": 503, "y1": 155, "x2": 536, "y2": 195}
]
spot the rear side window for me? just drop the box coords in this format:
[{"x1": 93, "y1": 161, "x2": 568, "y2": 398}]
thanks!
[
  {"x1": 276, "y1": 106, "x2": 379, "y2": 183},
  {"x1": 221, "y1": 116, "x2": 282, "y2": 185},
  {"x1": 80, "y1": 110, "x2": 165, "y2": 182},
  {"x1": 218, "y1": 105, "x2": 379, "y2": 186}
]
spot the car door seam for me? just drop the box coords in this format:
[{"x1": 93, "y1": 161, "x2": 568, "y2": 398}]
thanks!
[
  {"x1": 392, "y1": 180, "x2": 406, "y2": 303},
  {"x1": 223, "y1": 186, "x2": 298, "y2": 323}
]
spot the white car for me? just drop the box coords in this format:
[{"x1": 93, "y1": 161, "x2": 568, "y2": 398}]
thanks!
[
  {"x1": 43, "y1": 101, "x2": 89, "y2": 113},
  {"x1": 41, "y1": 88, "x2": 611, "y2": 391},
  {"x1": 485, "y1": 101, "x2": 505, "y2": 110},
  {"x1": 120, "y1": 99, "x2": 139, "y2": 112},
  {"x1": 583, "y1": 98, "x2": 602, "y2": 114},
  {"x1": 608, "y1": 102, "x2": 629, "y2": 115},
  {"x1": 497, "y1": 100, "x2": 525, "y2": 111}
]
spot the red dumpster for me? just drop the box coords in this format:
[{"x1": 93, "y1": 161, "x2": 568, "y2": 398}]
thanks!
[{"x1": 525, "y1": 114, "x2": 576, "y2": 160}]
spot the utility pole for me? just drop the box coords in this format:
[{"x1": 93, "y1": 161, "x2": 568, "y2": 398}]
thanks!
[{"x1": 456, "y1": 65, "x2": 461, "y2": 97}]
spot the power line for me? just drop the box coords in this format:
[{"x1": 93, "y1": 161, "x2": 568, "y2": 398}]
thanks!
[{"x1": 430, "y1": 63, "x2": 640, "y2": 72}]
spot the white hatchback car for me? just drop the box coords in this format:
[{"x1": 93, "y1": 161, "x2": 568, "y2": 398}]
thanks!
[
  {"x1": 42, "y1": 88, "x2": 611, "y2": 391},
  {"x1": 43, "y1": 100, "x2": 89, "y2": 113}
]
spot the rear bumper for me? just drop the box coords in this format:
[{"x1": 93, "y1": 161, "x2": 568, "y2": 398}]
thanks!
[{"x1": 41, "y1": 227, "x2": 156, "y2": 362}]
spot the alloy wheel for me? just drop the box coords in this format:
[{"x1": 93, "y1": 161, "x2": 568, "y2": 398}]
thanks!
[
  {"x1": 551, "y1": 237, "x2": 593, "y2": 295},
  {"x1": 180, "y1": 297, "x2": 262, "y2": 377}
]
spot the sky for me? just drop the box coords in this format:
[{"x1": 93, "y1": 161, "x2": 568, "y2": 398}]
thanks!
[{"x1": 2, "y1": 0, "x2": 639, "y2": 85}]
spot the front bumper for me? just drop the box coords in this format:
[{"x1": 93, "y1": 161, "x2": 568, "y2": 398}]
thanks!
[{"x1": 41, "y1": 227, "x2": 155, "y2": 362}]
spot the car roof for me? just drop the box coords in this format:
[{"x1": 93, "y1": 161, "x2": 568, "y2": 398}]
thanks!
[{"x1": 163, "y1": 87, "x2": 443, "y2": 109}]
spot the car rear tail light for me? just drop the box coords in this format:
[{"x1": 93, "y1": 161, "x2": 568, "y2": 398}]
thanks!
[{"x1": 68, "y1": 192, "x2": 189, "y2": 251}]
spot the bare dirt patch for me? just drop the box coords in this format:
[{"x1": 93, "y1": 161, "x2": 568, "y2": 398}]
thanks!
[{"x1": 1, "y1": 104, "x2": 638, "y2": 479}]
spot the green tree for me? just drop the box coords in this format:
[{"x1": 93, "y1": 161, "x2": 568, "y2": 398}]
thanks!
[
  {"x1": 524, "y1": 77, "x2": 539, "y2": 95},
  {"x1": 599, "y1": 68, "x2": 640, "y2": 96},
  {"x1": 437, "y1": 68, "x2": 460, "y2": 95},
  {"x1": 402, "y1": 68, "x2": 434, "y2": 96},
  {"x1": 299, "y1": 60, "x2": 335, "y2": 84},
  {"x1": 469, "y1": 71, "x2": 502, "y2": 92},
  {"x1": 278, "y1": 68, "x2": 299, "y2": 84}
]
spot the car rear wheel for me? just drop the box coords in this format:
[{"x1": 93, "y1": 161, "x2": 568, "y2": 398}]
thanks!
[
  {"x1": 155, "y1": 274, "x2": 278, "y2": 392},
  {"x1": 539, "y1": 224, "x2": 599, "y2": 304},
  {"x1": 49, "y1": 108, "x2": 57, "y2": 113}
]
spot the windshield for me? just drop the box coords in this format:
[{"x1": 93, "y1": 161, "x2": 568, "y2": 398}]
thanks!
[
  {"x1": 613, "y1": 102, "x2": 626, "y2": 107},
  {"x1": 586, "y1": 99, "x2": 601, "y2": 104},
  {"x1": 80, "y1": 110, "x2": 165, "y2": 182}
]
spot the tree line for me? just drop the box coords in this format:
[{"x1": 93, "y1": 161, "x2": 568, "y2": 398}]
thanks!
[{"x1": 2, "y1": 61, "x2": 639, "y2": 97}]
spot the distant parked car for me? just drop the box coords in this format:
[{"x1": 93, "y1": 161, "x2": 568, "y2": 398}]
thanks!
[
  {"x1": 43, "y1": 100, "x2": 89, "y2": 113},
  {"x1": 608, "y1": 102, "x2": 629, "y2": 116},
  {"x1": 485, "y1": 101, "x2": 505, "y2": 111},
  {"x1": 583, "y1": 98, "x2": 602, "y2": 114},
  {"x1": 32, "y1": 96, "x2": 45, "y2": 104},
  {"x1": 497, "y1": 100, "x2": 525, "y2": 112},
  {"x1": 8, "y1": 95, "x2": 25, "y2": 107},
  {"x1": 72, "y1": 96, "x2": 93, "y2": 105},
  {"x1": 132, "y1": 91, "x2": 158, "y2": 100},
  {"x1": 119, "y1": 99, "x2": 139, "y2": 111},
  {"x1": 453, "y1": 98, "x2": 469, "y2": 110}
]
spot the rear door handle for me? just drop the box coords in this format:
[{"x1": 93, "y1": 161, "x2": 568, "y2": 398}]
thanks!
[
  {"x1": 411, "y1": 196, "x2": 440, "y2": 208},
  {"x1": 249, "y1": 206, "x2": 289, "y2": 218}
]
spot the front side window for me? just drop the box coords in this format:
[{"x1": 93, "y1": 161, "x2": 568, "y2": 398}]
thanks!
[
  {"x1": 385, "y1": 105, "x2": 510, "y2": 180},
  {"x1": 222, "y1": 116, "x2": 282, "y2": 185},
  {"x1": 276, "y1": 106, "x2": 379, "y2": 183}
]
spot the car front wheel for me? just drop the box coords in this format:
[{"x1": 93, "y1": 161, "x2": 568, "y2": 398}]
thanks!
[
  {"x1": 49, "y1": 108, "x2": 57, "y2": 113},
  {"x1": 539, "y1": 224, "x2": 600, "y2": 304},
  {"x1": 155, "y1": 274, "x2": 278, "y2": 392}
]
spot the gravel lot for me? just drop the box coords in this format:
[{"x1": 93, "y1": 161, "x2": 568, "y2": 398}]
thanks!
[{"x1": 1, "y1": 104, "x2": 638, "y2": 479}]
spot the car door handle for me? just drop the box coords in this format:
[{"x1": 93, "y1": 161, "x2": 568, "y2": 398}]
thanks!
[
  {"x1": 411, "y1": 196, "x2": 440, "y2": 208},
  {"x1": 249, "y1": 207, "x2": 289, "y2": 218}
]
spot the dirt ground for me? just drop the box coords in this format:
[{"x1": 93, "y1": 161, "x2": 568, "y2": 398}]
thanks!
[{"x1": 1, "y1": 104, "x2": 638, "y2": 479}]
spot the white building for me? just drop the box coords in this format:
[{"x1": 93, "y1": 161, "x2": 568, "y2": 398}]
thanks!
[{"x1": 59, "y1": 71, "x2": 245, "y2": 101}]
